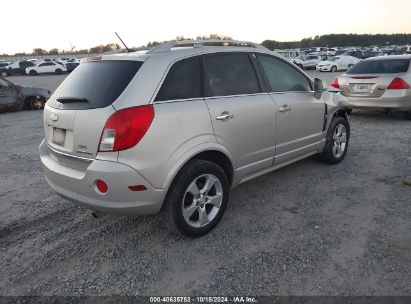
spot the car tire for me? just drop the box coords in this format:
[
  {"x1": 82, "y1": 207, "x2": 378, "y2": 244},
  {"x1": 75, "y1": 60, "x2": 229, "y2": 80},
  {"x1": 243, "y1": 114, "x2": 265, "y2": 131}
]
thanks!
[
  {"x1": 55, "y1": 69, "x2": 62, "y2": 75},
  {"x1": 404, "y1": 111, "x2": 411, "y2": 120},
  {"x1": 318, "y1": 116, "x2": 350, "y2": 164},
  {"x1": 161, "y1": 159, "x2": 230, "y2": 237},
  {"x1": 27, "y1": 97, "x2": 46, "y2": 110},
  {"x1": 331, "y1": 66, "x2": 337, "y2": 72},
  {"x1": 29, "y1": 70, "x2": 37, "y2": 76}
]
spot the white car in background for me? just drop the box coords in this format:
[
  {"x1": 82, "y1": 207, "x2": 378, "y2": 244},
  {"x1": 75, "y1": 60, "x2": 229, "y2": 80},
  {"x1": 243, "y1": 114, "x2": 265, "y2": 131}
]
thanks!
[
  {"x1": 316, "y1": 55, "x2": 361, "y2": 72},
  {"x1": 26, "y1": 61, "x2": 67, "y2": 75},
  {"x1": 292, "y1": 54, "x2": 323, "y2": 70}
]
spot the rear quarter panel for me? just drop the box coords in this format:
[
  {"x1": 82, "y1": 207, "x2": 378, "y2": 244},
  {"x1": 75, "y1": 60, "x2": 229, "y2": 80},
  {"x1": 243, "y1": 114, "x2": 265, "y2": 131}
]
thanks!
[{"x1": 117, "y1": 99, "x2": 219, "y2": 189}]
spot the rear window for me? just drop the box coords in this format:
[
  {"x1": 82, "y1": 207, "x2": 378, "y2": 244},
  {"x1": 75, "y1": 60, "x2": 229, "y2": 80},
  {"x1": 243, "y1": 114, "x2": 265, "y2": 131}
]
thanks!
[
  {"x1": 155, "y1": 56, "x2": 201, "y2": 101},
  {"x1": 49, "y1": 60, "x2": 143, "y2": 110},
  {"x1": 348, "y1": 59, "x2": 410, "y2": 74}
]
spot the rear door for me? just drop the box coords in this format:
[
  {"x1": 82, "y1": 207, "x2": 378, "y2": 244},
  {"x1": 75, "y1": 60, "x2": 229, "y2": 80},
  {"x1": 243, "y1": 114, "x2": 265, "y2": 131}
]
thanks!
[
  {"x1": 256, "y1": 54, "x2": 325, "y2": 165},
  {"x1": 44, "y1": 60, "x2": 143, "y2": 161},
  {"x1": 203, "y1": 53, "x2": 277, "y2": 176}
]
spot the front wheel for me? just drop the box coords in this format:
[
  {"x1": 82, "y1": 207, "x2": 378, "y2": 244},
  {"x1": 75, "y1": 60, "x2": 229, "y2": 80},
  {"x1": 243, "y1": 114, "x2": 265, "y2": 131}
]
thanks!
[
  {"x1": 318, "y1": 117, "x2": 350, "y2": 164},
  {"x1": 29, "y1": 70, "x2": 37, "y2": 76},
  {"x1": 161, "y1": 159, "x2": 229, "y2": 237},
  {"x1": 55, "y1": 69, "x2": 62, "y2": 75},
  {"x1": 331, "y1": 66, "x2": 337, "y2": 72},
  {"x1": 28, "y1": 97, "x2": 45, "y2": 110}
]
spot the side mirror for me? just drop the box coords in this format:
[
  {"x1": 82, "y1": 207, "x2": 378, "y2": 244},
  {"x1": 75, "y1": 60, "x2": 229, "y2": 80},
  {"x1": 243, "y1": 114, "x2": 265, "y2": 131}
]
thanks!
[{"x1": 314, "y1": 78, "x2": 326, "y2": 99}]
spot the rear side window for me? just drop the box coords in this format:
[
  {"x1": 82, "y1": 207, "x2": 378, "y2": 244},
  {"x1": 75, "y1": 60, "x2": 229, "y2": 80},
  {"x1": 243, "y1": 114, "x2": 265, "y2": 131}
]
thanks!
[
  {"x1": 155, "y1": 56, "x2": 201, "y2": 101},
  {"x1": 203, "y1": 53, "x2": 261, "y2": 97},
  {"x1": 50, "y1": 60, "x2": 143, "y2": 110},
  {"x1": 257, "y1": 55, "x2": 312, "y2": 92},
  {"x1": 348, "y1": 59, "x2": 410, "y2": 74}
]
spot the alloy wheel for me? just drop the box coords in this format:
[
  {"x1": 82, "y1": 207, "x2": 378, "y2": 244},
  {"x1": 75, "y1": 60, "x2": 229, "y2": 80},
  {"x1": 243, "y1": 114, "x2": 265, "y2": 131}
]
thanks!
[
  {"x1": 332, "y1": 123, "x2": 347, "y2": 158},
  {"x1": 182, "y1": 174, "x2": 223, "y2": 228}
]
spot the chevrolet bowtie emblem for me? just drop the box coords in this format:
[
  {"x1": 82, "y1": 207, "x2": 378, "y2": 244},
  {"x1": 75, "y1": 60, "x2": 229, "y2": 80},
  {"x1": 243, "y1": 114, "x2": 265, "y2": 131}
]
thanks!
[{"x1": 50, "y1": 113, "x2": 59, "y2": 122}]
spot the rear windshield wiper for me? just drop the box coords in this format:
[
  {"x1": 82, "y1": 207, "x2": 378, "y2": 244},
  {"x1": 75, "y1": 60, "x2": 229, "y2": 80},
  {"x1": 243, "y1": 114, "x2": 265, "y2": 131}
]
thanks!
[{"x1": 56, "y1": 97, "x2": 89, "y2": 103}]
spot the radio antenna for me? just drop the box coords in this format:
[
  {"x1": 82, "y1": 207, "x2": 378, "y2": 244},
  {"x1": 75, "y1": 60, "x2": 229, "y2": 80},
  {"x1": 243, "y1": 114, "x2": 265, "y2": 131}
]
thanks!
[{"x1": 115, "y1": 32, "x2": 130, "y2": 53}]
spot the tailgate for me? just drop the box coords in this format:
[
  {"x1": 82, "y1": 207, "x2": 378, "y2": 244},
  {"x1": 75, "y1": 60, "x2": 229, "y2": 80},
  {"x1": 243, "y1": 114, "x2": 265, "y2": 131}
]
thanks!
[{"x1": 44, "y1": 104, "x2": 115, "y2": 160}]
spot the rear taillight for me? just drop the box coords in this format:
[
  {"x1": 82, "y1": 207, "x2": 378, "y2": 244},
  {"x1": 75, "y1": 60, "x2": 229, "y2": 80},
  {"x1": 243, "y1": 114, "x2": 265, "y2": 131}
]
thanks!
[
  {"x1": 387, "y1": 77, "x2": 410, "y2": 90},
  {"x1": 330, "y1": 78, "x2": 340, "y2": 89},
  {"x1": 98, "y1": 105, "x2": 154, "y2": 152}
]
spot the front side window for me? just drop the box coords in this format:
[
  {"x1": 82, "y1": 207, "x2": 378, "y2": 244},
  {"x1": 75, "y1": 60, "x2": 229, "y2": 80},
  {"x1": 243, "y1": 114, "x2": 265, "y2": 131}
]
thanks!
[
  {"x1": 257, "y1": 55, "x2": 312, "y2": 92},
  {"x1": 203, "y1": 53, "x2": 261, "y2": 97},
  {"x1": 155, "y1": 56, "x2": 201, "y2": 101}
]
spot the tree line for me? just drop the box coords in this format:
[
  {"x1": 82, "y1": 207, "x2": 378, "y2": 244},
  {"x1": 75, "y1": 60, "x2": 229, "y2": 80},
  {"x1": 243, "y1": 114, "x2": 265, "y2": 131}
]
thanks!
[
  {"x1": 3, "y1": 33, "x2": 411, "y2": 56},
  {"x1": 262, "y1": 34, "x2": 411, "y2": 50}
]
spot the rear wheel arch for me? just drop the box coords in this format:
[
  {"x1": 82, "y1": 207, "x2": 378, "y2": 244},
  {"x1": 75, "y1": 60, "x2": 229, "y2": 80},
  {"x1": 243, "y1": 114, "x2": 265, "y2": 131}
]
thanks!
[{"x1": 163, "y1": 147, "x2": 235, "y2": 191}]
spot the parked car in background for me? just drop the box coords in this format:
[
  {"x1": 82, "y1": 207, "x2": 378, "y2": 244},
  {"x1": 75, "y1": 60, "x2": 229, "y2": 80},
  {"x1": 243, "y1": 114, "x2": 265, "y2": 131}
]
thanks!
[
  {"x1": 26, "y1": 61, "x2": 67, "y2": 75},
  {"x1": 0, "y1": 61, "x2": 35, "y2": 76},
  {"x1": 343, "y1": 50, "x2": 365, "y2": 59},
  {"x1": 0, "y1": 61, "x2": 11, "y2": 68},
  {"x1": 0, "y1": 76, "x2": 50, "y2": 113},
  {"x1": 39, "y1": 40, "x2": 352, "y2": 237},
  {"x1": 65, "y1": 61, "x2": 80, "y2": 72},
  {"x1": 292, "y1": 54, "x2": 323, "y2": 70},
  {"x1": 363, "y1": 51, "x2": 384, "y2": 59},
  {"x1": 332, "y1": 55, "x2": 411, "y2": 119},
  {"x1": 316, "y1": 55, "x2": 361, "y2": 72},
  {"x1": 27, "y1": 59, "x2": 39, "y2": 64}
]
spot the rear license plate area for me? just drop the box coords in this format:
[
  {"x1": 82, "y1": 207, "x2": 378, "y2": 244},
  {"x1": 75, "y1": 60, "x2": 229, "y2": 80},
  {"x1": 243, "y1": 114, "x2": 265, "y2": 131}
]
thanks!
[
  {"x1": 52, "y1": 128, "x2": 66, "y2": 146},
  {"x1": 350, "y1": 83, "x2": 372, "y2": 94}
]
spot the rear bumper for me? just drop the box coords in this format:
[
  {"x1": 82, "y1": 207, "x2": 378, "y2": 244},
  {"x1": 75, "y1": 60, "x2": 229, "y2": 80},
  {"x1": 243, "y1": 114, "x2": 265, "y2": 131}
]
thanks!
[
  {"x1": 39, "y1": 140, "x2": 166, "y2": 215},
  {"x1": 343, "y1": 93, "x2": 411, "y2": 111},
  {"x1": 316, "y1": 66, "x2": 331, "y2": 72}
]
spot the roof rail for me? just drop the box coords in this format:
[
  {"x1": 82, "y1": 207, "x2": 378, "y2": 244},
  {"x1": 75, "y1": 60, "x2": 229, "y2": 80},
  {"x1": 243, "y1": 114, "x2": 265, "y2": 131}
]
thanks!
[{"x1": 146, "y1": 40, "x2": 269, "y2": 54}]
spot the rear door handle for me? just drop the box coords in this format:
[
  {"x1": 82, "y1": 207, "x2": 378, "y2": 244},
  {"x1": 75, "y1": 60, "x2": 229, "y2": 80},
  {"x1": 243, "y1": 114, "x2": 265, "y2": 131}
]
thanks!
[
  {"x1": 279, "y1": 105, "x2": 291, "y2": 113},
  {"x1": 216, "y1": 111, "x2": 234, "y2": 121}
]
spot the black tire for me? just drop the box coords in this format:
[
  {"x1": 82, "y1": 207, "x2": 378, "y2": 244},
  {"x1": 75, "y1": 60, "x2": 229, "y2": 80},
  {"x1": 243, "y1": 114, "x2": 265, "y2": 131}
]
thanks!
[
  {"x1": 318, "y1": 116, "x2": 350, "y2": 164},
  {"x1": 331, "y1": 66, "x2": 337, "y2": 72},
  {"x1": 161, "y1": 159, "x2": 230, "y2": 237},
  {"x1": 404, "y1": 111, "x2": 411, "y2": 120},
  {"x1": 29, "y1": 70, "x2": 37, "y2": 76},
  {"x1": 55, "y1": 69, "x2": 62, "y2": 75},
  {"x1": 27, "y1": 97, "x2": 45, "y2": 110}
]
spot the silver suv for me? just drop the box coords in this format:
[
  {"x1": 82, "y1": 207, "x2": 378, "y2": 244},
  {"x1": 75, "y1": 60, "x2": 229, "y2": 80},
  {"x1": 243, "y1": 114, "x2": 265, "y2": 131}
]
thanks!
[{"x1": 40, "y1": 40, "x2": 352, "y2": 237}]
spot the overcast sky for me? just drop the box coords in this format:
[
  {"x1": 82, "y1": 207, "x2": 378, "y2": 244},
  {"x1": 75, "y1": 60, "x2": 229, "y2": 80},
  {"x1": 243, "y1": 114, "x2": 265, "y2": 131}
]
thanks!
[{"x1": 3, "y1": 0, "x2": 411, "y2": 54}]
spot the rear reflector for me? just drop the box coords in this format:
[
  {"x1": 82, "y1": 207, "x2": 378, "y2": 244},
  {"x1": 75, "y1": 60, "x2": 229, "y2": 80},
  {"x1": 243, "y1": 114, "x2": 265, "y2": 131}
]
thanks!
[
  {"x1": 387, "y1": 77, "x2": 410, "y2": 90},
  {"x1": 99, "y1": 105, "x2": 155, "y2": 152},
  {"x1": 96, "y1": 179, "x2": 108, "y2": 193},
  {"x1": 128, "y1": 185, "x2": 147, "y2": 192},
  {"x1": 330, "y1": 78, "x2": 340, "y2": 89}
]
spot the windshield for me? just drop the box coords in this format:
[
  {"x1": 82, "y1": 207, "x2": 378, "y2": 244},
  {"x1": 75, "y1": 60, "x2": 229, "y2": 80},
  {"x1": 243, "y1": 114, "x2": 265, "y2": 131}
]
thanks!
[
  {"x1": 348, "y1": 59, "x2": 410, "y2": 74},
  {"x1": 49, "y1": 60, "x2": 143, "y2": 110}
]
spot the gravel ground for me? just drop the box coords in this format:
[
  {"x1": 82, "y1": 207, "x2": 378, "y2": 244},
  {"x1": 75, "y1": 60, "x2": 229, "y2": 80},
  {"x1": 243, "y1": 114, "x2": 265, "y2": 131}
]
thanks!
[{"x1": 0, "y1": 73, "x2": 410, "y2": 296}]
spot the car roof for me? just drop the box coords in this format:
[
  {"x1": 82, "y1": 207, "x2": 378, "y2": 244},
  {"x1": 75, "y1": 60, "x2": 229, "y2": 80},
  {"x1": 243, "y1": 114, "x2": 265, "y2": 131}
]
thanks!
[
  {"x1": 363, "y1": 55, "x2": 411, "y2": 61},
  {"x1": 88, "y1": 40, "x2": 277, "y2": 64}
]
